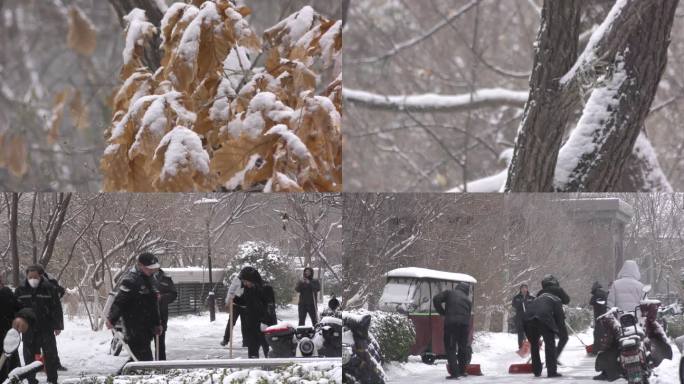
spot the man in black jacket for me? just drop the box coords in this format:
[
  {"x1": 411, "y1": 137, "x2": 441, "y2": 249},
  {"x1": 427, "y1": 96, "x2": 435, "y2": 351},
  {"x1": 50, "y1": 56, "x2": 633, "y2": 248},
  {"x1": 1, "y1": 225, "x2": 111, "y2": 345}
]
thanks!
[
  {"x1": 154, "y1": 269, "x2": 177, "y2": 360},
  {"x1": 512, "y1": 283, "x2": 534, "y2": 350},
  {"x1": 239, "y1": 267, "x2": 277, "y2": 358},
  {"x1": 295, "y1": 267, "x2": 320, "y2": 326},
  {"x1": 524, "y1": 275, "x2": 568, "y2": 378},
  {"x1": 36, "y1": 265, "x2": 67, "y2": 371},
  {"x1": 433, "y1": 282, "x2": 473, "y2": 379},
  {"x1": 14, "y1": 265, "x2": 64, "y2": 384},
  {"x1": 106, "y1": 253, "x2": 162, "y2": 362}
]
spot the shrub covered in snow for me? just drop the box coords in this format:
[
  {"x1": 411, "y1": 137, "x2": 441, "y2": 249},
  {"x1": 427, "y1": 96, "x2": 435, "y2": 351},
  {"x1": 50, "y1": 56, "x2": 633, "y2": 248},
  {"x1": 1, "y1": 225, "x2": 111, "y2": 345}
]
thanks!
[
  {"x1": 666, "y1": 315, "x2": 684, "y2": 339},
  {"x1": 565, "y1": 307, "x2": 593, "y2": 332},
  {"x1": 224, "y1": 241, "x2": 297, "y2": 307},
  {"x1": 63, "y1": 362, "x2": 341, "y2": 384},
  {"x1": 350, "y1": 310, "x2": 416, "y2": 363}
]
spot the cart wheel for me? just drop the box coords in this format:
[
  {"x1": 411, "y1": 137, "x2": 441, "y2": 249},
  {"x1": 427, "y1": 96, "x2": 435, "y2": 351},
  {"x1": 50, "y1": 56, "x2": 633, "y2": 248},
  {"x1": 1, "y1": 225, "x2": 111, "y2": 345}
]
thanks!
[{"x1": 421, "y1": 353, "x2": 436, "y2": 365}]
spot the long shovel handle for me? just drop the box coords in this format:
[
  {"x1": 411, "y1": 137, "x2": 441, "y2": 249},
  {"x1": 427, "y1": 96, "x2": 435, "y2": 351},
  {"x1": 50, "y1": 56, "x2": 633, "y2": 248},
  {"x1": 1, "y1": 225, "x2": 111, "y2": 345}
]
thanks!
[
  {"x1": 0, "y1": 354, "x2": 7, "y2": 371},
  {"x1": 565, "y1": 322, "x2": 588, "y2": 347},
  {"x1": 229, "y1": 298, "x2": 234, "y2": 359},
  {"x1": 155, "y1": 334, "x2": 159, "y2": 361}
]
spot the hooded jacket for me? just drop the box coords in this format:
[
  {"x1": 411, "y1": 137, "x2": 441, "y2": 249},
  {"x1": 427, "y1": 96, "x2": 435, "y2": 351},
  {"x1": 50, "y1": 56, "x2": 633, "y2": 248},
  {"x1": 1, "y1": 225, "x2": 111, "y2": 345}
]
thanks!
[
  {"x1": 433, "y1": 284, "x2": 472, "y2": 326},
  {"x1": 107, "y1": 267, "x2": 161, "y2": 340},
  {"x1": 525, "y1": 289, "x2": 565, "y2": 334},
  {"x1": 590, "y1": 282, "x2": 608, "y2": 318},
  {"x1": 607, "y1": 260, "x2": 644, "y2": 312}
]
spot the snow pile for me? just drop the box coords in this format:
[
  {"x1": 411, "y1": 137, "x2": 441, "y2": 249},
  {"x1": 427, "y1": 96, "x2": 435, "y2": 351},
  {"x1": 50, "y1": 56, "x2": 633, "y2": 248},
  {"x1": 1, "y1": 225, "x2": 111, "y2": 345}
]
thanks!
[
  {"x1": 122, "y1": 9, "x2": 157, "y2": 66},
  {"x1": 554, "y1": 58, "x2": 628, "y2": 190},
  {"x1": 154, "y1": 126, "x2": 210, "y2": 180}
]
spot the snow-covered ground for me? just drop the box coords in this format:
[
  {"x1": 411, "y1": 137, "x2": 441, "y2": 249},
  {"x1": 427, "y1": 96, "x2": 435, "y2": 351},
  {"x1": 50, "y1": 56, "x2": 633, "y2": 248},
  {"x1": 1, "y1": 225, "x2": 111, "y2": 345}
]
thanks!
[
  {"x1": 385, "y1": 331, "x2": 680, "y2": 383},
  {"x1": 25, "y1": 303, "x2": 337, "y2": 383}
]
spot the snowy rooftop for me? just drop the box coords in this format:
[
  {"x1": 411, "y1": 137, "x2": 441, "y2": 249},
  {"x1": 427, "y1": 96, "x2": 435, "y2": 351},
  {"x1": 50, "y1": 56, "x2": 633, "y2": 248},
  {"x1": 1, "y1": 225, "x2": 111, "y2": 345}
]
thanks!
[{"x1": 386, "y1": 267, "x2": 477, "y2": 283}]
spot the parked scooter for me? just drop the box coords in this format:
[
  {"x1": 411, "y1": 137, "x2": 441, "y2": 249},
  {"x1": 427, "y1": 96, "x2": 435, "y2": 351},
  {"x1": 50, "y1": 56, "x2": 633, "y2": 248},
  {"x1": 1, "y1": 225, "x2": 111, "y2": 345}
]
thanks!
[
  {"x1": 595, "y1": 285, "x2": 673, "y2": 384},
  {"x1": 1, "y1": 329, "x2": 44, "y2": 384},
  {"x1": 264, "y1": 316, "x2": 343, "y2": 358},
  {"x1": 342, "y1": 314, "x2": 384, "y2": 384}
]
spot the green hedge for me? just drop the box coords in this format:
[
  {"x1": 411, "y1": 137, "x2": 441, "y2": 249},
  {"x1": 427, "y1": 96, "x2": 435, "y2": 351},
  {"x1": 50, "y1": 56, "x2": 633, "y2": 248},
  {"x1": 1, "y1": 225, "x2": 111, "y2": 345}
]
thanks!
[
  {"x1": 565, "y1": 307, "x2": 593, "y2": 332},
  {"x1": 666, "y1": 315, "x2": 684, "y2": 339},
  {"x1": 366, "y1": 311, "x2": 416, "y2": 363}
]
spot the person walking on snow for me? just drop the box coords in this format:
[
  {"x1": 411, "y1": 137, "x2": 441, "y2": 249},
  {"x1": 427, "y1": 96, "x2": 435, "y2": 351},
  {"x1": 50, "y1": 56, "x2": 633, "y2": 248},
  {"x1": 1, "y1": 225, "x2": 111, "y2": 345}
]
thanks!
[
  {"x1": 536, "y1": 275, "x2": 570, "y2": 359},
  {"x1": 239, "y1": 267, "x2": 277, "y2": 358},
  {"x1": 524, "y1": 276, "x2": 568, "y2": 378},
  {"x1": 295, "y1": 267, "x2": 320, "y2": 326},
  {"x1": 606, "y1": 260, "x2": 644, "y2": 313},
  {"x1": 35, "y1": 265, "x2": 67, "y2": 372},
  {"x1": 221, "y1": 274, "x2": 248, "y2": 347},
  {"x1": 433, "y1": 282, "x2": 473, "y2": 380},
  {"x1": 106, "y1": 253, "x2": 163, "y2": 362},
  {"x1": 14, "y1": 265, "x2": 64, "y2": 384},
  {"x1": 153, "y1": 268, "x2": 177, "y2": 360},
  {"x1": 512, "y1": 283, "x2": 534, "y2": 350}
]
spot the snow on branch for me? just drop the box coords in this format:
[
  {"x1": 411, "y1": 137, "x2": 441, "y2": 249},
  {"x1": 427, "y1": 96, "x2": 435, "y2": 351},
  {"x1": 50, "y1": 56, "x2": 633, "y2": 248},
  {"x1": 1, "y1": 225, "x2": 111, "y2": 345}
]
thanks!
[
  {"x1": 343, "y1": 88, "x2": 528, "y2": 112},
  {"x1": 560, "y1": 0, "x2": 651, "y2": 88}
]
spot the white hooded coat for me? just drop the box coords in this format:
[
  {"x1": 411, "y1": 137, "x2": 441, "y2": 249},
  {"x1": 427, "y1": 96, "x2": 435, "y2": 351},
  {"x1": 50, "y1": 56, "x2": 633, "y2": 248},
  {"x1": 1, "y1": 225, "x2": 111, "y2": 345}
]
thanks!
[{"x1": 607, "y1": 260, "x2": 644, "y2": 312}]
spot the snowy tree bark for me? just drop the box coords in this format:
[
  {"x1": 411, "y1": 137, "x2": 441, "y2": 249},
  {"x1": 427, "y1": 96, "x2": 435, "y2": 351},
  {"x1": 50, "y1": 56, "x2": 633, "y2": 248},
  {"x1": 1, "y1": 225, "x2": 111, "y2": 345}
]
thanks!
[
  {"x1": 38, "y1": 193, "x2": 72, "y2": 267},
  {"x1": 7, "y1": 193, "x2": 19, "y2": 286},
  {"x1": 107, "y1": 0, "x2": 163, "y2": 70},
  {"x1": 554, "y1": 1, "x2": 678, "y2": 191},
  {"x1": 504, "y1": 0, "x2": 582, "y2": 192}
]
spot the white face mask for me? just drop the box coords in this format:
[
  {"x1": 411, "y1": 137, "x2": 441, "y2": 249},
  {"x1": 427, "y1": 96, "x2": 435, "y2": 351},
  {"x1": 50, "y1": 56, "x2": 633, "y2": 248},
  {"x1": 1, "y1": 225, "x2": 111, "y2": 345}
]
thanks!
[{"x1": 28, "y1": 279, "x2": 40, "y2": 288}]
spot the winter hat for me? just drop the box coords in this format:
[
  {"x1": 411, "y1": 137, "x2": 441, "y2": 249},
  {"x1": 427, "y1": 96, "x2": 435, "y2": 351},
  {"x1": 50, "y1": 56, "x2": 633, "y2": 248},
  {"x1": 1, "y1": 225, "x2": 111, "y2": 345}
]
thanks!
[
  {"x1": 591, "y1": 281, "x2": 602, "y2": 293},
  {"x1": 138, "y1": 252, "x2": 160, "y2": 269},
  {"x1": 328, "y1": 296, "x2": 340, "y2": 310},
  {"x1": 238, "y1": 266, "x2": 263, "y2": 285},
  {"x1": 541, "y1": 274, "x2": 559, "y2": 289},
  {"x1": 456, "y1": 282, "x2": 470, "y2": 294},
  {"x1": 303, "y1": 267, "x2": 314, "y2": 277}
]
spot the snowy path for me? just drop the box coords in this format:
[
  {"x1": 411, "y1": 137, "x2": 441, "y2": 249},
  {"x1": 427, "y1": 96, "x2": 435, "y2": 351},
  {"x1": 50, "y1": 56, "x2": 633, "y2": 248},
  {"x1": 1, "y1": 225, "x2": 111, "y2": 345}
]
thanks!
[
  {"x1": 48, "y1": 304, "x2": 321, "y2": 382},
  {"x1": 385, "y1": 332, "x2": 680, "y2": 384}
]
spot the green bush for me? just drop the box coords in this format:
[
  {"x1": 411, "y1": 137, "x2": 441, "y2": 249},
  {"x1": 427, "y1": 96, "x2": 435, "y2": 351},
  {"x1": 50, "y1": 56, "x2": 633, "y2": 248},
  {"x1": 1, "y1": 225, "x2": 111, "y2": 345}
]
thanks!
[
  {"x1": 365, "y1": 311, "x2": 416, "y2": 363},
  {"x1": 565, "y1": 307, "x2": 593, "y2": 332},
  {"x1": 224, "y1": 241, "x2": 298, "y2": 307},
  {"x1": 666, "y1": 315, "x2": 684, "y2": 339}
]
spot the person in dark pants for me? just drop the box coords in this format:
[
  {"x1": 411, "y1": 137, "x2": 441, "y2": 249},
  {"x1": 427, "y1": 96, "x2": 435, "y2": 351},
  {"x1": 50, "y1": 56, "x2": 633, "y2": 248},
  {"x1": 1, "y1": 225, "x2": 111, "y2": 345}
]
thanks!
[
  {"x1": 512, "y1": 283, "x2": 534, "y2": 350},
  {"x1": 106, "y1": 253, "x2": 162, "y2": 362},
  {"x1": 295, "y1": 267, "x2": 320, "y2": 326},
  {"x1": 153, "y1": 269, "x2": 177, "y2": 360},
  {"x1": 35, "y1": 265, "x2": 68, "y2": 372},
  {"x1": 239, "y1": 267, "x2": 277, "y2": 358},
  {"x1": 14, "y1": 265, "x2": 64, "y2": 384},
  {"x1": 221, "y1": 274, "x2": 247, "y2": 347},
  {"x1": 524, "y1": 276, "x2": 568, "y2": 378},
  {"x1": 433, "y1": 282, "x2": 473, "y2": 380}
]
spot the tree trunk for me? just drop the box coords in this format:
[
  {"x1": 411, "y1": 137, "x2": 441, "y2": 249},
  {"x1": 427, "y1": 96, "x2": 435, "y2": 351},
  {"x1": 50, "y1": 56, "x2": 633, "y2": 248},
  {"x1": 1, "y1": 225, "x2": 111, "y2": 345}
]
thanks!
[
  {"x1": 505, "y1": 0, "x2": 582, "y2": 192},
  {"x1": 555, "y1": 1, "x2": 678, "y2": 191},
  {"x1": 107, "y1": 0, "x2": 164, "y2": 71},
  {"x1": 8, "y1": 193, "x2": 19, "y2": 286},
  {"x1": 39, "y1": 193, "x2": 72, "y2": 267}
]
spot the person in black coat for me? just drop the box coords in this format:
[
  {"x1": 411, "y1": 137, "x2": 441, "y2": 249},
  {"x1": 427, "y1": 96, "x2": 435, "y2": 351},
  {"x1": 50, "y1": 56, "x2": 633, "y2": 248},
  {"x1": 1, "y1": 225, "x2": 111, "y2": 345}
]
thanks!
[
  {"x1": 295, "y1": 267, "x2": 320, "y2": 326},
  {"x1": 153, "y1": 269, "x2": 177, "y2": 360},
  {"x1": 524, "y1": 275, "x2": 568, "y2": 378},
  {"x1": 512, "y1": 283, "x2": 534, "y2": 350},
  {"x1": 433, "y1": 282, "x2": 473, "y2": 379},
  {"x1": 14, "y1": 265, "x2": 64, "y2": 384},
  {"x1": 106, "y1": 253, "x2": 162, "y2": 362},
  {"x1": 589, "y1": 281, "x2": 608, "y2": 350},
  {"x1": 238, "y1": 267, "x2": 277, "y2": 358},
  {"x1": 0, "y1": 276, "x2": 36, "y2": 384},
  {"x1": 35, "y1": 265, "x2": 67, "y2": 371}
]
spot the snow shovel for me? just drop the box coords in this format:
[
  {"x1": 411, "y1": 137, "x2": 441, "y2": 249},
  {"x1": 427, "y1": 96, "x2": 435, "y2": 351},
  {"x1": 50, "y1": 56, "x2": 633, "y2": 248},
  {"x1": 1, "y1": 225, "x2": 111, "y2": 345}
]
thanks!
[
  {"x1": 228, "y1": 297, "x2": 235, "y2": 359},
  {"x1": 154, "y1": 334, "x2": 160, "y2": 361},
  {"x1": 509, "y1": 340, "x2": 543, "y2": 374},
  {"x1": 565, "y1": 322, "x2": 592, "y2": 355},
  {"x1": 447, "y1": 363, "x2": 483, "y2": 376}
]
